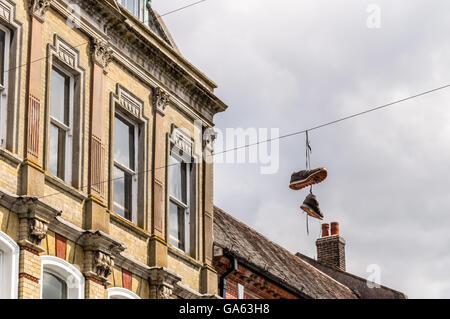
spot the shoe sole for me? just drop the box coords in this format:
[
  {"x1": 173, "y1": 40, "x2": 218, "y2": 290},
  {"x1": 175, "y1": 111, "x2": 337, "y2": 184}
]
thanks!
[
  {"x1": 300, "y1": 203, "x2": 324, "y2": 220},
  {"x1": 289, "y1": 168, "x2": 328, "y2": 191}
]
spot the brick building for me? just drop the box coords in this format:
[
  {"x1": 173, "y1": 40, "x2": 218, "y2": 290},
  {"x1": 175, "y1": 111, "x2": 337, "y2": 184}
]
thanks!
[
  {"x1": 0, "y1": 0, "x2": 226, "y2": 299},
  {"x1": 213, "y1": 207, "x2": 407, "y2": 299}
]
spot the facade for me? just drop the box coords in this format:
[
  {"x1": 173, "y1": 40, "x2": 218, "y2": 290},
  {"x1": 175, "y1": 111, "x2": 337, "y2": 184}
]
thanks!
[
  {"x1": 213, "y1": 207, "x2": 407, "y2": 299},
  {"x1": 0, "y1": 0, "x2": 226, "y2": 299}
]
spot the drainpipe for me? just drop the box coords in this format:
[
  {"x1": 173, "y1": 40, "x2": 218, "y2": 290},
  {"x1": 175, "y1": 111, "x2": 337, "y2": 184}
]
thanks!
[{"x1": 219, "y1": 255, "x2": 238, "y2": 298}]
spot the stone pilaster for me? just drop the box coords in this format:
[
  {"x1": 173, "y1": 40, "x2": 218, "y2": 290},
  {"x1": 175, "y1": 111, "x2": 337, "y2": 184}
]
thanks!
[
  {"x1": 148, "y1": 267, "x2": 181, "y2": 299},
  {"x1": 200, "y1": 128, "x2": 218, "y2": 294},
  {"x1": 85, "y1": 38, "x2": 112, "y2": 233},
  {"x1": 21, "y1": 0, "x2": 51, "y2": 196},
  {"x1": 150, "y1": 87, "x2": 170, "y2": 267}
]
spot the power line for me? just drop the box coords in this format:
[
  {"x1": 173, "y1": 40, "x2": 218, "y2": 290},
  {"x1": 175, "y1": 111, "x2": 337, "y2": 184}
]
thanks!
[
  {"x1": 213, "y1": 83, "x2": 450, "y2": 156},
  {"x1": 159, "y1": 0, "x2": 209, "y2": 17},
  {"x1": 37, "y1": 82, "x2": 450, "y2": 200}
]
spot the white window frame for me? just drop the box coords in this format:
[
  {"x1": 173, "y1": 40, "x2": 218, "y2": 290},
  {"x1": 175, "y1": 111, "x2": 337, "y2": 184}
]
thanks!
[
  {"x1": 40, "y1": 255, "x2": 85, "y2": 299},
  {"x1": 113, "y1": 111, "x2": 139, "y2": 224},
  {"x1": 0, "y1": 231, "x2": 19, "y2": 299},
  {"x1": 0, "y1": 23, "x2": 11, "y2": 148},
  {"x1": 108, "y1": 287, "x2": 141, "y2": 299},
  {"x1": 168, "y1": 151, "x2": 193, "y2": 254},
  {"x1": 49, "y1": 65, "x2": 74, "y2": 184}
]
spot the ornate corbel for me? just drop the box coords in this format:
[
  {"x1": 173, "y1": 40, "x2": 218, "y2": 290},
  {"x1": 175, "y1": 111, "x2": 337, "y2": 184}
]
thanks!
[
  {"x1": 148, "y1": 267, "x2": 182, "y2": 299},
  {"x1": 79, "y1": 231, "x2": 126, "y2": 285},
  {"x1": 203, "y1": 127, "x2": 217, "y2": 153},
  {"x1": 12, "y1": 197, "x2": 61, "y2": 253},
  {"x1": 91, "y1": 38, "x2": 113, "y2": 73},
  {"x1": 152, "y1": 87, "x2": 170, "y2": 116},
  {"x1": 83, "y1": 249, "x2": 114, "y2": 285},
  {"x1": 29, "y1": 0, "x2": 52, "y2": 23}
]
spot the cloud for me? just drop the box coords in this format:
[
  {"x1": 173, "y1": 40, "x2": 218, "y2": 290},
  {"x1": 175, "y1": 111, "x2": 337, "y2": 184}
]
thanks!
[{"x1": 156, "y1": 0, "x2": 450, "y2": 298}]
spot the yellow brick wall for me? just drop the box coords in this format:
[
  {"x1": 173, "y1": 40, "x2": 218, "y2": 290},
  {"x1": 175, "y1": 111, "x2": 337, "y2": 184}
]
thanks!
[{"x1": 0, "y1": 1, "x2": 215, "y2": 298}]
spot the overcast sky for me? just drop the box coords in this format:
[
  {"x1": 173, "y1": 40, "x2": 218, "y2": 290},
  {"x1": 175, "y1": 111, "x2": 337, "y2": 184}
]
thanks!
[{"x1": 154, "y1": 0, "x2": 450, "y2": 298}]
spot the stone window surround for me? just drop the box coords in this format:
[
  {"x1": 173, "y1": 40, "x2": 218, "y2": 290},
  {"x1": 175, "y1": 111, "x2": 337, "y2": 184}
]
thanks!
[
  {"x1": 109, "y1": 84, "x2": 148, "y2": 229},
  {"x1": 40, "y1": 255, "x2": 85, "y2": 299},
  {"x1": 44, "y1": 34, "x2": 85, "y2": 191},
  {"x1": 107, "y1": 286, "x2": 141, "y2": 299},
  {"x1": 166, "y1": 124, "x2": 200, "y2": 259},
  {"x1": 0, "y1": 230, "x2": 19, "y2": 299},
  {"x1": 0, "y1": 0, "x2": 22, "y2": 154}
]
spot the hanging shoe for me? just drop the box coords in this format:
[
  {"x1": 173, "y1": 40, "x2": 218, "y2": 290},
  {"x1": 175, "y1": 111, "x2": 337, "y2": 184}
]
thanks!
[
  {"x1": 301, "y1": 193, "x2": 324, "y2": 220},
  {"x1": 289, "y1": 168, "x2": 328, "y2": 190}
]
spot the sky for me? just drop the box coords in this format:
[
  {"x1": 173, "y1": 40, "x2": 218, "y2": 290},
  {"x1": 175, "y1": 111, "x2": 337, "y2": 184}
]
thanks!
[{"x1": 154, "y1": 0, "x2": 450, "y2": 299}]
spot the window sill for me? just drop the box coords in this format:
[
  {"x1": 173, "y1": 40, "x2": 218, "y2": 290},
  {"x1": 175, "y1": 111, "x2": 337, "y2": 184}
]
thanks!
[
  {"x1": 0, "y1": 148, "x2": 22, "y2": 166},
  {"x1": 110, "y1": 211, "x2": 151, "y2": 240},
  {"x1": 168, "y1": 246, "x2": 202, "y2": 270},
  {"x1": 44, "y1": 174, "x2": 86, "y2": 202}
]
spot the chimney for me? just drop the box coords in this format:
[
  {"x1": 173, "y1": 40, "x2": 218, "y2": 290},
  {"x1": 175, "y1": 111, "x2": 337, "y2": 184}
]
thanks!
[{"x1": 316, "y1": 222, "x2": 346, "y2": 271}]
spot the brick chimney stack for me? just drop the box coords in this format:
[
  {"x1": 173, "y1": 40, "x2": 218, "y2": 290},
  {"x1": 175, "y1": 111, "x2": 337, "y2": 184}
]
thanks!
[{"x1": 316, "y1": 222, "x2": 346, "y2": 271}]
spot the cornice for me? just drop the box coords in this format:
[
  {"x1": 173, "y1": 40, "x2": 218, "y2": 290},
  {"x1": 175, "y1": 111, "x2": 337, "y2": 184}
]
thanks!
[{"x1": 52, "y1": 0, "x2": 227, "y2": 124}]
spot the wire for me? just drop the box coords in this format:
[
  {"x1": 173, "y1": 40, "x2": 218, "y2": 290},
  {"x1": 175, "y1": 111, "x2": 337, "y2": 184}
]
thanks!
[
  {"x1": 213, "y1": 83, "x2": 450, "y2": 156},
  {"x1": 159, "y1": 0, "x2": 209, "y2": 18},
  {"x1": 36, "y1": 82, "x2": 450, "y2": 200}
]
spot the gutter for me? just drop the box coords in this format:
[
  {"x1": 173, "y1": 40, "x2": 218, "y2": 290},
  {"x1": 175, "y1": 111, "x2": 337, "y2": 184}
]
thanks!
[{"x1": 218, "y1": 254, "x2": 238, "y2": 298}]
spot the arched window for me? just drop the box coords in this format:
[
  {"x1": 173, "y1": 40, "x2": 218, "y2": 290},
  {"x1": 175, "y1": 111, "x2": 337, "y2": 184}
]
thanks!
[
  {"x1": 0, "y1": 231, "x2": 19, "y2": 299},
  {"x1": 108, "y1": 287, "x2": 141, "y2": 299},
  {"x1": 40, "y1": 255, "x2": 85, "y2": 299}
]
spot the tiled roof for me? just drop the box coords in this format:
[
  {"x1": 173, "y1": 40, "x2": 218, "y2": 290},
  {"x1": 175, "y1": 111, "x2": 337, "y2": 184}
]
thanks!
[
  {"x1": 295, "y1": 252, "x2": 407, "y2": 299},
  {"x1": 213, "y1": 206, "x2": 358, "y2": 299}
]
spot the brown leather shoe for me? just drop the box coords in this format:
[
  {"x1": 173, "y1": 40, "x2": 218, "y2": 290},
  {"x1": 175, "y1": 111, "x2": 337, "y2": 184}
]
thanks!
[
  {"x1": 289, "y1": 168, "x2": 328, "y2": 190},
  {"x1": 300, "y1": 193, "x2": 324, "y2": 220}
]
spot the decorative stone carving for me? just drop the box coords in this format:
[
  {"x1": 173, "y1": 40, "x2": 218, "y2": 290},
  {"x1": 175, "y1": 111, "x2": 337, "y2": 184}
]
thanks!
[
  {"x1": 115, "y1": 84, "x2": 144, "y2": 119},
  {"x1": 169, "y1": 125, "x2": 194, "y2": 160},
  {"x1": 91, "y1": 38, "x2": 113, "y2": 72},
  {"x1": 93, "y1": 251, "x2": 114, "y2": 278},
  {"x1": 203, "y1": 128, "x2": 217, "y2": 153},
  {"x1": 79, "y1": 231, "x2": 125, "y2": 285},
  {"x1": 152, "y1": 87, "x2": 170, "y2": 115},
  {"x1": 28, "y1": 218, "x2": 48, "y2": 246},
  {"x1": 148, "y1": 267, "x2": 181, "y2": 299},
  {"x1": 29, "y1": 0, "x2": 52, "y2": 22}
]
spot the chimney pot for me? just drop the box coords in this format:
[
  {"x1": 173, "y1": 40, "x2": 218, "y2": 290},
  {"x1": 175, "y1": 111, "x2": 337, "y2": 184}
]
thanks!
[
  {"x1": 321, "y1": 223, "x2": 330, "y2": 237},
  {"x1": 331, "y1": 222, "x2": 339, "y2": 236}
]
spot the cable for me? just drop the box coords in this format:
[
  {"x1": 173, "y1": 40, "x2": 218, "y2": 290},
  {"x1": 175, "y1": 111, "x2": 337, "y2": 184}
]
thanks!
[
  {"x1": 36, "y1": 82, "x2": 450, "y2": 200},
  {"x1": 159, "y1": 0, "x2": 209, "y2": 18},
  {"x1": 213, "y1": 83, "x2": 450, "y2": 156}
]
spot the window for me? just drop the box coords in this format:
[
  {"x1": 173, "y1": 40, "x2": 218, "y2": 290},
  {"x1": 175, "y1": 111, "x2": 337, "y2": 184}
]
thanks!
[
  {"x1": 49, "y1": 66, "x2": 74, "y2": 183},
  {"x1": 118, "y1": 0, "x2": 148, "y2": 22},
  {"x1": 42, "y1": 271, "x2": 67, "y2": 299},
  {"x1": 113, "y1": 113, "x2": 139, "y2": 223},
  {"x1": 0, "y1": 24, "x2": 10, "y2": 148},
  {"x1": 108, "y1": 287, "x2": 141, "y2": 299},
  {"x1": 40, "y1": 255, "x2": 84, "y2": 299},
  {"x1": 238, "y1": 284, "x2": 245, "y2": 299},
  {"x1": 168, "y1": 152, "x2": 193, "y2": 254},
  {"x1": 0, "y1": 231, "x2": 19, "y2": 299}
]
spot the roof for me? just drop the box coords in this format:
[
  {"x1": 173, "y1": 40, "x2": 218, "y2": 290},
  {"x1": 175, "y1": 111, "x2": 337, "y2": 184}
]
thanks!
[
  {"x1": 148, "y1": 9, "x2": 181, "y2": 54},
  {"x1": 213, "y1": 206, "x2": 358, "y2": 299},
  {"x1": 295, "y1": 252, "x2": 408, "y2": 299}
]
